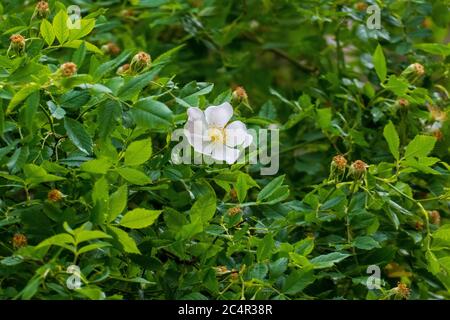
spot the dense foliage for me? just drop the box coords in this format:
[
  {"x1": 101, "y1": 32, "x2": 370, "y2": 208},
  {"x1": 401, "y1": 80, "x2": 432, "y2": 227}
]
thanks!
[{"x1": 0, "y1": 0, "x2": 449, "y2": 300}]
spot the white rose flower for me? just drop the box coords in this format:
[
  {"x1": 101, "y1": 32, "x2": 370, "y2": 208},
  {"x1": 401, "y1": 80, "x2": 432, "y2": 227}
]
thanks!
[{"x1": 184, "y1": 102, "x2": 253, "y2": 164}]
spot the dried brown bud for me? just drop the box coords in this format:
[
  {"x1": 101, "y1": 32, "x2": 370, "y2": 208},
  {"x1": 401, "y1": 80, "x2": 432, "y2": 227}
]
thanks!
[
  {"x1": 60, "y1": 62, "x2": 77, "y2": 77},
  {"x1": 433, "y1": 130, "x2": 444, "y2": 141},
  {"x1": 429, "y1": 210, "x2": 441, "y2": 225},
  {"x1": 48, "y1": 189, "x2": 63, "y2": 202},
  {"x1": 12, "y1": 233, "x2": 28, "y2": 249},
  {"x1": 355, "y1": 2, "x2": 368, "y2": 11},
  {"x1": 422, "y1": 17, "x2": 432, "y2": 29},
  {"x1": 397, "y1": 98, "x2": 409, "y2": 107},
  {"x1": 10, "y1": 34, "x2": 25, "y2": 45},
  {"x1": 332, "y1": 155, "x2": 347, "y2": 171},
  {"x1": 229, "y1": 188, "x2": 238, "y2": 201},
  {"x1": 228, "y1": 207, "x2": 242, "y2": 216},
  {"x1": 214, "y1": 266, "x2": 229, "y2": 275},
  {"x1": 415, "y1": 220, "x2": 424, "y2": 230},
  {"x1": 393, "y1": 282, "x2": 410, "y2": 299},
  {"x1": 117, "y1": 63, "x2": 131, "y2": 75},
  {"x1": 130, "y1": 51, "x2": 152, "y2": 74},
  {"x1": 9, "y1": 34, "x2": 26, "y2": 56},
  {"x1": 232, "y1": 86, "x2": 248, "y2": 102},
  {"x1": 101, "y1": 42, "x2": 121, "y2": 56},
  {"x1": 36, "y1": 1, "x2": 50, "y2": 18},
  {"x1": 350, "y1": 160, "x2": 369, "y2": 180}
]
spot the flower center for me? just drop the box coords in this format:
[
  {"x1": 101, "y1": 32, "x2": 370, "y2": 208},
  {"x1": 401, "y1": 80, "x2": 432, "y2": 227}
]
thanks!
[{"x1": 208, "y1": 127, "x2": 225, "y2": 144}]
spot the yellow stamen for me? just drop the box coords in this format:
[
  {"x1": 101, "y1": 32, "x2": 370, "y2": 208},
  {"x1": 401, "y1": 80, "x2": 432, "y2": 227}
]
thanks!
[{"x1": 208, "y1": 127, "x2": 226, "y2": 143}]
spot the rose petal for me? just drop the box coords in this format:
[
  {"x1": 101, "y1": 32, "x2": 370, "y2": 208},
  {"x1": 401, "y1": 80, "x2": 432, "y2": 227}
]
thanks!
[
  {"x1": 184, "y1": 108, "x2": 210, "y2": 153},
  {"x1": 210, "y1": 143, "x2": 240, "y2": 164},
  {"x1": 242, "y1": 132, "x2": 253, "y2": 148},
  {"x1": 225, "y1": 121, "x2": 248, "y2": 147},
  {"x1": 204, "y1": 102, "x2": 233, "y2": 128}
]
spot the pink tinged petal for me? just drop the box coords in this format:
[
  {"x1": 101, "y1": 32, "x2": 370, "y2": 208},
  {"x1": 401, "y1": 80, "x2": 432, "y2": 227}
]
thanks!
[
  {"x1": 210, "y1": 143, "x2": 241, "y2": 164},
  {"x1": 225, "y1": 121, "x2": 248, "y2": 147},
  {"x1": 204, "y1": 102, "x2": 233, "y2": 128}
]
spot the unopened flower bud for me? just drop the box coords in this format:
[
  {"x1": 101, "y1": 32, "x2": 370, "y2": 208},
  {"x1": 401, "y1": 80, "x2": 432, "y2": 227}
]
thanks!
[
  {"x1": 415, "y1": 220, "x2": 424, "y2": 230},
  {"x1": 397, "y1": 98, "x2": 409, "y2": 108},
  {"x1": 48, "y1": 189, "x2": 63, "y2": 202},
  {"x1": 393, "y1": 282, "x2": 410, "y2": 299},
  {"x1": 130, "y1": 51, "x2": 151, "y2": 74},
  {"x1": 36, "y1": 1, "x2": 50, "y2": 18},
  {"x1": 232, "y1": 86, "x2": 248, "y2": 104},
  {"x1": 229, "y1": 188, "x2": 238, "y2": 201},
  {"x1": 12, "y1": 233, "x2": 28, "y2": 249},
  {"x1": 228, "y1": 207, "x2": 242, "y2": 216},
  {"x1": 60, "y1": 62, "x2": 77, "y2": 77},
  {"x1": 350, "y1": 160, "x2": 369, "y2": 179},
  {"x1": 429, "y1": 210, "x2": 441, "y2": 225},
  {"x1": 355, "y1": 2, "x2": 368, "y2": 11},
  {"x1": 402, "y1": 63, "x2": 425, "y2": 78},
  {"x1": 422, "y1": 17, "x2": 432, "y2": 29},
  {"x1": 8, "y1": 34, "x2": 26, "y2": 56},
  {"x1": 101, "y1": 42, "x2": 121, "y2": 56},
  {"x1": 214, "y1": 266, "x2": 229, "y2": 275},
  {"x1": 332, "y1": 155, "x2": 347, "y2": 171},
  {"x1": 117, "y1": 63, "x2": 130, "y2": 75}
]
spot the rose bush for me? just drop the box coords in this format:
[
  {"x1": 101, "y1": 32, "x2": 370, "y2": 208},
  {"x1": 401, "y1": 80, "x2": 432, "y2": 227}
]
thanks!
[{"x1": 0, "y1": 0, "x2": 449, "y2": 300}]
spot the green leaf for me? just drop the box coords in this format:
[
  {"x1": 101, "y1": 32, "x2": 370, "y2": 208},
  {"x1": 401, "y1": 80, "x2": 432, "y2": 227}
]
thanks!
[
  {"x1": 63, "y1": 40, "x2": 103, "y2": 54},
  {"x1": 433, "y1": 225, "x2": 450, "y2": 243},
  {"x1": 80, "y1": 158, "x2": 112, "y2": 174},
  {"x1": 124, "y1": 139, "x2": 152, "y2": 166},
  {"x1": 353, "y1": 236, "x2": 381, "y2": 250},
  {"x1": 23, "y1": 164, "x2": 64, "y2": 185},
  {"x1": 383, "y1": 121, "x2": 400, "y2": 160},
  {"x1": 108, "y1": 185, "x2": 128, "y2": 222},
  {"x1": 53, "y1": 10, "x2": 70, "y2": 44},
  {"x1": 130, "y1": 98, "x2": 173, "y2": 131},
  {"x1": 116, "y1": 167, "x2": 152, "y2": 185},
  {"x1": 373, "y1": 44, "x2": 387, "y2": 82},
  {"x1": 120, "y1": 208, "x2": 162, "y2": 229},
  {"x1": 40, "y1": 19, "x2": 55, "y2": 46},
  {"x1": 190, "y1": 193, "x2": 216, "y2": 225},
  {"x1": 75, "y1": 230, "x2": 111, "y2": 244},
  {"x1": 310, "y1": 252, "x2": 350, "y2": 269},
  {"x1": 118, "y1": 67, "x2": 161, "y2": 100},
  {"x1": 64, "y1": 117, "x2": 93, "y2": 155},
  {"x1": 257, "y1": 175, "x2": 285, "y2": 202},
  {"x1": 6, "y1": 84, "x2": 40, "y2": 115},
  {"x1": 257, "y1": 234, "x2": 274, "y2": 262},
  {"x1": 108, "y1": 226, "x2": 140, "y2": 254},
  {"x1": 19, "y1": 91, "x2": 40, "y2": 132},
  {"x1": 282, "y1": 270, "x2": 315, "y2": 295},
  {"x1": 415, "y1": 43, "x2": 450, "y2": 57},
  {"x1": 93, "y1": 50, "x2": 131, "y2": 80},
  {"x1": 404, "y1": 135, "x2": 436, "y2": 160},
  {"x1": 97, "y1": 99, "x2": 121, "y2": 141},
  {"x1": 235, "y1": 173, "x2": 247, "y2": 203},
  {"x1": 36, "y1": 234, "x2": 74, "y2": 250},
  {"x1": 69, "y1": 18, "x2": 96, "y2": 41},
  {"x1": 316, "y1": 108, "x2": 332, "y2": 129},
  {"x1": 77, "y1": 242, "x2": 111, "y2": 255}
]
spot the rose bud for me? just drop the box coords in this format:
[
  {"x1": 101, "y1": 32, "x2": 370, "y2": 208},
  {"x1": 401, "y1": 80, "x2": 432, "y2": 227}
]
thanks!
[
  {"x1": 12, "y1": 233, "x2": 28, "y2": 249},
  {"x1": 130, "y1": 51, "x2": 152, "y2": 74},
  {"x1": 48, "y1": 189, "x2": 64, "y2": 202},
  {"x1": 59, "y1": 62, "x2": 77, "y2": 77},
  {"x1": 8, "y1": 34, "x2": 26, "y2": 56},
  {"x1": 349, "y1": 160, "x2": 369, "y2": 180},
  {"x1": 36, "y1": 1, "x2": 50, "y2": 18}
]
